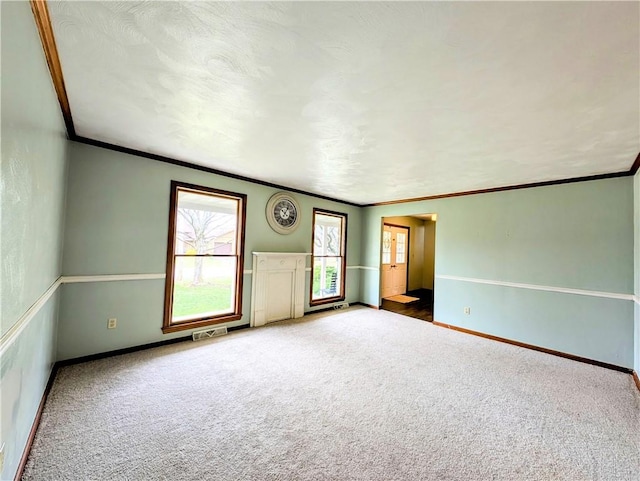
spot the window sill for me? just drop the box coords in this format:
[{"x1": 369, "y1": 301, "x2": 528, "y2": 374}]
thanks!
[
  {"x1": 162, "y1": 314, "x2": 242, "y2": 334},
  {"x1": 309, "y1": 296, "x2": 345, "y2": 307}
]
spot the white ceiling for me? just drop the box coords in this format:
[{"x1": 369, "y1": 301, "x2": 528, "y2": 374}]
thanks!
[{"x1": 48, "y1": 1, "x2": 639, "y2": 205}]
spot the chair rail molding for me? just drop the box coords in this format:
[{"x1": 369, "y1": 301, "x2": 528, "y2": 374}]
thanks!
[
  {"x1": 436, "y1": 275, "x2": 634, "y2": 301},
  {"x1": 0, "y1": 277, "x2": 62, "y2": 356}
]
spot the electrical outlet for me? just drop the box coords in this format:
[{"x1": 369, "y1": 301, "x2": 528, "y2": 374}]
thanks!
[
  {"x1": 464, "y1": 307, "x2": 471, "y2": 315},
  {"x1": 0, "y1": 442, "x2": 5, "y2": 473},
  {"x1": 107, "y1": 318, "x2": 117, "y2": 329}
]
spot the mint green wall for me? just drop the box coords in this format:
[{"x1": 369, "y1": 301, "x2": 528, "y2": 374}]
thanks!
[
  {"x1": 634, "y1": 171, "x2": 640, "y2": 373},
  {"x1": 362, "y1": 178, "x2": 634, "y2": 368},
  {"x1": 1, "y1": 7, "x2": 68, "y2": 338},
  {"x1": 58, "y1": 142, "x2": 361, "y2": 360},
  {"x1": 1, "y1": 295, "x2": 60, "y2": 480},
  {"x1": 0, "y1": 2, "x2": 69, "y2": 478},
  {"x1": 423, "y1": 221, "x2": 436, "y2": 289}
]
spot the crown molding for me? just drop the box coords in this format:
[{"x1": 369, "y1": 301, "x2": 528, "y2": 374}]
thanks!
[
  {"x1": 30, "y1": 0, "x2": 75, "y2": 137},
  {"x1": 630, "y1": 152, "x2": 640, "y2": 175},
  {"x1": 364, "y1": 169, "x2": 635, "y2": 207},
  {"x1": 72, "y1": 136, "x2": 360, "y2": 207}
]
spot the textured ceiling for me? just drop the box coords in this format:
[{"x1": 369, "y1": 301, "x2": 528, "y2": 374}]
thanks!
[{"x1": 48, "y1": 1, "x2": 639, "y2": 204}]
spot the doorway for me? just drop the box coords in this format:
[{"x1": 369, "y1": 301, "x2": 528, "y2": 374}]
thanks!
[
  {"x1": 380, "y1": 214, "x2": 436, "y2": 322},
  {"x1": 381, "y1": 224, "x2": 409, "y2": 299}
]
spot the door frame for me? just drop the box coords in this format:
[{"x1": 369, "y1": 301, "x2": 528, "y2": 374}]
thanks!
[{"x1": 380, "y1": 222, "x2": 410, "y2": 300}]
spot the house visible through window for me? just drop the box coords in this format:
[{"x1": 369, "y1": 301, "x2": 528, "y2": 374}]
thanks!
[
  {"x1": 311, "y1": 209, "x2": 347, "y2": 305},
  {"x1": 163, "y1": 181, "x2": 246, "y2": 333}
]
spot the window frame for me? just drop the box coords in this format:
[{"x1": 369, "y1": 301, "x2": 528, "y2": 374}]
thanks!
[
  {"x1": 162, "y1": 181, "x2": 247, "y2": 334},
  {"x1": 309, "y1": 208, "x2": 348, "y2": 306}
]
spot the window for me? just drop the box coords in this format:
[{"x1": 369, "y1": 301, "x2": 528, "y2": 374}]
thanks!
[
  {"x1": 163, "y1": 181, "x2": 246, "y2": 333},
  {"x1": 382, "y1": 230, "x2": 392, "y2": 264},
  {"x1": 395, "y1": 231, "x2": 406, "y2": 263},
  {"x1": 311, "y1": 209, "x2": 347, "y2": 305}
]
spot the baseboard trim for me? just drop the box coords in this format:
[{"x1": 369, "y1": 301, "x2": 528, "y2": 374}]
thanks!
[
  {"x1": 432, "y1": 321, "x2": 632, "y2": 374},
  {"x1": 354, "y1": 302, "x2": 380, "y2": 310},
  {"x1": 306, "y1": 302, "x2": 351, "y2": 315},
  {"x1": 633, "y1": 371, "x2": 640, "y2": 392},
  {"x1": 58, "y1": 324, "x2": 251, "y2": 366},
  {"x1": 58, "y1": 337, "x2": 190, "y2": 366},
  {"x1": 14, "y1": 363, "x2": 59, "y2": 481}
]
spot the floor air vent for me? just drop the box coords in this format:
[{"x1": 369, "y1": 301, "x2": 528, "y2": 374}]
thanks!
[
  {"x1": 333, "y1": 302, "x2": 349, "y2": 310},
  {"x1": 192, "y1": 326, "x2": 228, "y2": 341}
]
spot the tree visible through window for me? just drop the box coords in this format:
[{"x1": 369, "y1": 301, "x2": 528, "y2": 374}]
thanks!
[
  {"x1": 163, "y1": 181, "x2": 246, "y2": 333},
  {"x1": 311, "y1": 209, "x2": 347, "y2": 305}
]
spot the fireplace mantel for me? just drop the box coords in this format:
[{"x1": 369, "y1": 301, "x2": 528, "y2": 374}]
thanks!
[{"x1": 250, "y1": 252, "x2": 311, "y2": 327}]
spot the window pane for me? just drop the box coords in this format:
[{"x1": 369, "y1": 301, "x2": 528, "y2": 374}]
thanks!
[
  {"x1": 312, "y1": 256, "x2": 342, "y2": 300},
  {"x1": 172, "y1": 256, "x2": 236, "y2": 321},
  {"x1": 396, "y1": 232, "x2": 406, "y2": 264},
  {"x1": 382, "y1": 231, "x2": 391, "y2": 264},
  {"x1": 175, "y1": 191, "x2": 238, "y2": 255},
  {"x1": 313, "y1": 214, "x2": 342, "y2": 256}
]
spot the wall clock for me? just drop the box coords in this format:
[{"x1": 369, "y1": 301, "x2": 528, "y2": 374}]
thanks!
[{"x1": 266, "y1": 192, "x2": 301, "y2": 234}]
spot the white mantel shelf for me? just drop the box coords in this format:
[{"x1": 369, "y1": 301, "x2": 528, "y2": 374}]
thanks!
[{"x1": 250, "y1": 252, "x2": 310, "y2": 327}]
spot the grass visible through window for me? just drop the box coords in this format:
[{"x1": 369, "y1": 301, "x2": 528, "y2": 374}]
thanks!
[
  {"x1": 172, "y1": 280, "x2": 232, "y2": 319},
  {"x1": 312, "y1": 265, "x2": 336, "y2": 297}
]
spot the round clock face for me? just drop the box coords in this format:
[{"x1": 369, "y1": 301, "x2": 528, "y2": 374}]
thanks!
[{"x1": 266, "y1": 193, "x2": 301, "y2": 234}]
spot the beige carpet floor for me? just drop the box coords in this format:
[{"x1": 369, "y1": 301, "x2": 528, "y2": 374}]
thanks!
[{"x1": 23, "y1": 307, "x2": 640, "y2": 480}]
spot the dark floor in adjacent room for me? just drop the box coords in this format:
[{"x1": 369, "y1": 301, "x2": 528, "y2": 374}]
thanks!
[{"x1": 381, "y1": 288, "x2": 433, "y2": 322}]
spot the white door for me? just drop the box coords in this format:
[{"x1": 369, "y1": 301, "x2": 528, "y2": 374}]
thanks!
[{"x1": 381, "y1": 224, "x2": 409, "y2": 298}]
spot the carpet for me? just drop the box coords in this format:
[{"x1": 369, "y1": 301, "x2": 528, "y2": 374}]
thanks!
[
  {"x1": 384, "y1": 294, "x2": 420, "y2": 303},
  {"x1": 23, "y1": 307, "x2": 640, "y2": 480}
]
